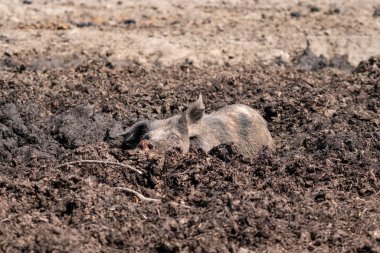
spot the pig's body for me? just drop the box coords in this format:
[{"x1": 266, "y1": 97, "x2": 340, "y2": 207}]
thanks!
[
  {"x1": 188, "y1": 104, "x2": 273, "y2": 156},
  {"x1": 120, "y1": 96, "x2": 274, "y2": 157}
]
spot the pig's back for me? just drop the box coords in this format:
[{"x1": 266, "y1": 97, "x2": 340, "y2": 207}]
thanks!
[{"x1": 205, "y1": 104, "x2": 274, "y2": 156}]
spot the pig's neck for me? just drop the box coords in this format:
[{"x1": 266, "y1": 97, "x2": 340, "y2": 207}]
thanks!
[{"x1": 189, "y1": 115, "x2": 226, "y2": 151}]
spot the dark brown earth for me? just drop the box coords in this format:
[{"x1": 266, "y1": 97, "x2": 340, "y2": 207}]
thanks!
[{"x1": 0, "y1": 56, "x2": 379, "y2": 252}]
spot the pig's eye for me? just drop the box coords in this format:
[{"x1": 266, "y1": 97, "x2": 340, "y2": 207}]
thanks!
[{"x1": 142, "y1": 134, "x2": 150, "y2": 140}]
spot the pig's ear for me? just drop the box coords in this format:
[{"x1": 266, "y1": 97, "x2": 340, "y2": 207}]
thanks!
[{"x1": 185, "y1": 95, "x2": 205, "y2": 124}]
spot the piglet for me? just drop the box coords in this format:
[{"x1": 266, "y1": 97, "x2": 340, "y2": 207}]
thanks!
[{"x1": 121, "y1": 96, "x2": 274, "y2": 157}]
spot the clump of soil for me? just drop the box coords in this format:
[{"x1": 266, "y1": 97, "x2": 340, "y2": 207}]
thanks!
[
  {"x1": 293, "y1": 47, "x2": 352, "y2": 71},
  {"x1": 0, "y1": 59, "x2": 379, "y2": 252},
  {"x1": 51, "y1": 105, "x2": 122, "y2": 149},
  {"x1": 354, "y1": 56, "x2": 380, "y2": 78}
]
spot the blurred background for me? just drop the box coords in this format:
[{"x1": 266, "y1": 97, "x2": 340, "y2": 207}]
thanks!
[{"x1": 1, "y1": 0, "x2": 379, "y2": 70}]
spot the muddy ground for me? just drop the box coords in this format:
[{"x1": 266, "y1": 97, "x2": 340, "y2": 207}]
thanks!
[
  {"x1": 1, "y1": 0, "x2": 380, "y2": 253},
  {"x1": 0, "y1": 57, "x2": 379, "y2": 252}
]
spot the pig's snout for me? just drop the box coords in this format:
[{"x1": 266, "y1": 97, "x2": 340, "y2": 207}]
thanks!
[{"x1": 138, "y1": 139, "x2": 155, "y2": 152}]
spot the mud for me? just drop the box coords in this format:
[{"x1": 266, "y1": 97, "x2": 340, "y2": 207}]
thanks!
[
  {"x1": 0, "y1": 57, "x2": 379, "y2": 252},
  {"x1": 1, "y1": 0, "x2": 380, "y2": 252}
]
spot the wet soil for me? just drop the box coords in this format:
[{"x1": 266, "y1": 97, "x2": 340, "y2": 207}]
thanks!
[{"x1": 0, "y1": 57, "x2": 379, "y2": 252}]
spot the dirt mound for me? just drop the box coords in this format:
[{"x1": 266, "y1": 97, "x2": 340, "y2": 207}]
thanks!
[
  {"x1": 354, "y1": 57, "x2": 380, "y2": 78},
  {"x1": 292, "y1": 47, "x2": 352, "y2": 71},
  {"x1": 51, "y1": 105, "x2": 122, "y2": 149},
  {"x1": 0, "y1": 60, "x2": 379, "y2": 252},
  {"x1": 0, "y1": 102, "x2": 57, "y2": 165}
]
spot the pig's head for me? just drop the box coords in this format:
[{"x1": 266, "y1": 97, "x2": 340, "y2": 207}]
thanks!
[{"x1": 122, "y1": 95, "x2": 205, "y2": 153}]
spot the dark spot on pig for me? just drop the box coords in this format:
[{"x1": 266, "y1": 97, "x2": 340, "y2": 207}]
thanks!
[
  {"x1": 189, "y1": 135, "x2": 201, "y2": 149},
  {"x1": 208, "y1": 118, "x2": 232, "y2": 141},
  {"x1": 238, "y1": 113, "x2": 252, "y2": 137}
]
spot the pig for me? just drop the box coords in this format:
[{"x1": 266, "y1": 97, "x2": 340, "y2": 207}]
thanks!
[{"x1": 120, "y1": 95, "x2": 274, "y2": 157}]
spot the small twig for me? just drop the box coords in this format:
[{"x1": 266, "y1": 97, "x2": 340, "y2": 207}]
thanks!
[
  {"x1": 323, "y1": 99, "x2": 330, "y2": 111},
  {"x1": 0, "y1": 218, "x2": 10, "y2": 223},
  {"x1": 115, "y1": 187, "x2": 161, "y2": 203},
  {"x1": 369, "y1": 170, "x2": 378, "y2": 183},
  {"x1": 115, "y1": 187, "x2": 190, "y2": 208},
  {"x1": 55, "y1": 160, "x2": 144, "y2": 174},
  {"x1": 359, "y1": 208, "x2": 368, "y2": 217},
  {"x1": 169, "y1": 168, "x2": 191, "y2": 176}
]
